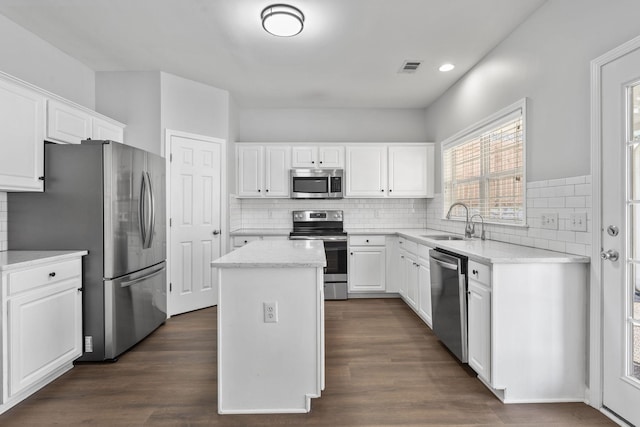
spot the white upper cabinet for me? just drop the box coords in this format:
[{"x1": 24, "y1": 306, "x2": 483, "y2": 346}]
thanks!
[
  {"x1": 46, "y1": 99, "x2": 92, "y2": 144},
  {"x1": 237, "y1": 144, "x2": 291, "y2": 197},
  {"x1": 47, "y1": 100, "x2": 124, "y2": 144},
  {"x1": 0, "y1": 78, "x2": 45, "y2": 192},
  {"x1": 291, "y1": 145, "x2": 344, "y2": 168},
  {"x1": 345, "y1": 145, "x2": 388, "y2": 197},
  {"x1": 346, "y1": 144, "x2": 434, "y2": 198},
  {"x1": 92, "y1": 116, "x2": 124, "y2": 143},
  {"x1": 264, "y1": 146, "x2": 291, "y2": 197},
  {"x1": 237, "y1": 145, "x2": 263, "y2": 197},
  {"x1": 388, "y1": 145, "x2": 434, "y2": 197}
]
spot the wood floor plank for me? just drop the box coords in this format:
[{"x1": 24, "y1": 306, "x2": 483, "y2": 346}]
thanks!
[{"x1": 0, "y1": 298, "x2": 614, "y2": 426}]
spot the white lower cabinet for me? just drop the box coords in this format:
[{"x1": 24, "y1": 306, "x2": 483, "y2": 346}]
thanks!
[
  {"x1": 0, "y1": 254, "x2": 84, "y2": 414},
  {"x1": 467, "y1": 274, "x2": 491, "y2": 383},
  {"x1": 349, "y1": 235, "x2": 386, "y2": 293},
  {"x1": 417, "y1": 258, "x2": 432, "y2": 327}
]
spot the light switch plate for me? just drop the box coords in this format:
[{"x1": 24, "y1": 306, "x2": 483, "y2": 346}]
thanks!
[
  {"x1": 540, "y1": 213, "x2": 558, "y2": 230},
  {"x1": 568, "y1": 212, "x2": 587, "y2": 232}
]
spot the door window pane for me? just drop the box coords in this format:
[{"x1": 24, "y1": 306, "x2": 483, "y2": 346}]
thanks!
[{"x1": 633, "y1": 84, "x2": 640, "y2": 141}]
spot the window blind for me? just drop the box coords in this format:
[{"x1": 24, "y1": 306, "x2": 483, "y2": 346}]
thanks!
[{"x1": 443, "y1": 108, "x2": 525, "y2": 225}]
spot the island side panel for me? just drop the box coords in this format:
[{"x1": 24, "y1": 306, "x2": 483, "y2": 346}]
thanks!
[
  {"x1": 217, "y1": 266, "x2": 323, "y2": 414},
  {"x1": 491, "y1": 262, "x2": 587, "y2": 403}
]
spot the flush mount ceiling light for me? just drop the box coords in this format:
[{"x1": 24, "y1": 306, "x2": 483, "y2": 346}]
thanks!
[
  {"x1": 439, "y1": 63, "x2": 455, "y2": 72},
  {"x1": 261, "y1": 4, "x2": 305, "y2": 37}
]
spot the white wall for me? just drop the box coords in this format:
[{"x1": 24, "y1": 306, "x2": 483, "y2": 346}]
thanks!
[
  {"x1": 95, "y1": 71, "x2": 162, "y2": 155},
  {"x1": 424, "y1": 0, "x2": 640, "y2": 187},
  {"x1": 0, "y1": 14, "x2": 95, "y2": 109},
  {"x1": 238, "y1": 108, "x2": 428, "y2": 142},
  {"x1": 160, "y1": 72, "x2": 230, "y2": 149}
]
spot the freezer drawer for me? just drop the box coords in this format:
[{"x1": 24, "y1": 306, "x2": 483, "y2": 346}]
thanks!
[{"x1": 104, "y1": 262, "x2": 167, "y2": 360}]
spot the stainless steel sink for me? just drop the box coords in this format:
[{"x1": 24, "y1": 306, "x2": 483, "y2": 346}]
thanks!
[{"x1": 422, "y1": 234, "x2": 464, "y2": 241}]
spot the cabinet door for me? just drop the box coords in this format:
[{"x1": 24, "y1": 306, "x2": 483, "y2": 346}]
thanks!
[
  {"x1": 7, "y1": 280, "x2": 82, "y2": 398},
  {"x1": 0, "y1": 78, "x2": 45, "y2": 191},
  {"x1": 349, "y1": 247, "x2": 386, "y2": 292},
  {"x1": 318, "y1": 146, "x2": 344, "y2": 168},
  {"x1": 345, "y1": 146, "x2": 387, "y2": 197},
  {"x1": 46, "y1": 99, "x2": 92, "y2": 144},
  {"x1": 92, "y1": 116, "x2": 124, "y2": 142},
  {"x1": 468, "y1": 280, "x2": 491, "y2": 383},
  {"x1": 264, "y1": 146, "x2": 291, "y2": 197},
  {"x1": 237, "y1": 145, "x2": 264, "y2": 197},
  {"x1": 291, "y1": 146, "x2": 317, "y2": 168},
  {"x1": 406, "y1": 255, "x2": 419, "y2": 309},
  {"x1": 388, "y1": 145, "x2": 434, "y2": 197},
  {"x1": 418, "y1": 261, "x2": 432, "y2": 327}
]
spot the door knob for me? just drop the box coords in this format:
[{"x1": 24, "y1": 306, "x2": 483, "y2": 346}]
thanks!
[
  {"x1": 212, "y1": 230, "x2": 221, "y2": 235},
  {"x1": 600, "y1": 249, "x2": 619, "y2": 261}
]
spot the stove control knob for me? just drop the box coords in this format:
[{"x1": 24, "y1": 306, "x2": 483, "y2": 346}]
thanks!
[{"x1": 334, "y1": 214, "x2": 339, "y2": 218}]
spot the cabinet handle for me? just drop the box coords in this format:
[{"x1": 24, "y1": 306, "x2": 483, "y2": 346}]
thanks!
[
  {"x1": 49, "y1": 272, "x2": 56, "y2": 278},
  {"x1": 380, "y1": 189, "x2": 384, "y2": 192},
  {"x1": 366, "y1": 239, "x2": 369, "y2": 243},
  {"x1": 319, "y1": 161, "x2": 323, "y2": 164},
  {"x1": 266, "y1": 189, "x2": 269, "y2": 192},
  {"x1": 38, "y1": 176, "x2": 45, "y2": 181},
  {"x1": 258, "y1": 189, "x2": 261, "y2": 192},
  {"x1": 473, "y1": 269, "x2": 478, "y2": 275},
  {"x1": 244, "y1": 240, "x2": 248, "y2": 244},
  {"x1": 350, "y1": 252, "x2": 354, "y2": 255},
  {"x1": 311, "y1": 161, "x2": 315, "y2": 164},
  {"x1": 389, "y1": 189, "x2": 393, "y2": 192}
]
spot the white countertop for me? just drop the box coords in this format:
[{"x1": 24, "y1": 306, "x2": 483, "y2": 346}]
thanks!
[
  {"x1": 212, "y1": 240, "x2": 326, "y2": 268},
  {"x1": 395, "y1": 230, "x2": 589, "y2": 264},
  {"x1": 230, "y1": 227, "x2": 589, "y2": 264},
  {"x1": 0, "y1": 250, "x2": 89, "y2": 272},
  {"x1": 230, "y1": 228, "x2": 291, "y2": 236}
]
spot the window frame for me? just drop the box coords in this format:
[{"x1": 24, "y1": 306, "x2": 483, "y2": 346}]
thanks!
[{"x1": 441, "y1": 98, "x2": 528, "y2": 227}]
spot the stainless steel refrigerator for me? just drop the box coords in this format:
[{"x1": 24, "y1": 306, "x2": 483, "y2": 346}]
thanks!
[{"x1": 8, "y1": 140, "x2": 167, "y2": 361}]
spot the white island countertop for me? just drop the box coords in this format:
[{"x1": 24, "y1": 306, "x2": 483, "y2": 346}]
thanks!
[
  {"x1": 212, "y1": 240, "x2": 326, "y2": 268},
  {"x1": 0, "y1": 250, "x2": 89, "y2": 272}
]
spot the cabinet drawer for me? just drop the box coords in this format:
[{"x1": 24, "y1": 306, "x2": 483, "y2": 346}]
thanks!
[
  {"x1": 349, "y1": 235, "x2": 385, "y2": 246},
  {"x1": 398, "y1": 237, "x2": 418, "y2": 254},
  {"x1": 8, "y1": 258, "x2": 82, "y2": 295},
  {"x1": 418, "y1": 244, "x2": 431, "y2": 261},
  {"x1": 468, "y1": 260, "x2": 491, "y2": 286},
  {"x1": 233, "y1": 236, "x2": 261, "y2": 247}
]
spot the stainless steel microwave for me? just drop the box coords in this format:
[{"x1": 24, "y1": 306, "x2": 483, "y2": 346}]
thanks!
[{"x1": 290, "y1": 169, "x2": 344, "y2": 199}]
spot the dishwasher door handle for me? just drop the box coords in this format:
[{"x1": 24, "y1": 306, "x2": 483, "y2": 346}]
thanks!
[{"x1": 432, "y1": 258, "x2": 459, "y2": 270}]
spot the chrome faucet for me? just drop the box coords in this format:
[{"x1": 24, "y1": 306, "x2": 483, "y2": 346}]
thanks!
[
  {"x1": 470, "y1": 214, "x2": 486, "y2": 240},
  {"x1": 446, "y1": 202, "x2": 473, "y2": 239}
]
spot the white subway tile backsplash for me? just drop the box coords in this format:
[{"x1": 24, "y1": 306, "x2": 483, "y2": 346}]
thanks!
[{"x1": 425, "y1": 175, "x2": 593, "y2": 257}]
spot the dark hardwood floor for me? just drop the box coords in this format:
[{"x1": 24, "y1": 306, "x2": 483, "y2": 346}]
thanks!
[{"x1": 0, "y1": 299, "x2": 613, "y2": 426}]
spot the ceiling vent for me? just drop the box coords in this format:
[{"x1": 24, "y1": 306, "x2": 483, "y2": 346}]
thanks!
[{"x1": 399, "y1": 60, "x2": 422, "y2": 73}]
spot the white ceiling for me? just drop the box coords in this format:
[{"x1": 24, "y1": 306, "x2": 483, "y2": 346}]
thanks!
[{"x1": 0, "y1": 0, "x2": 546, "y2": 109}]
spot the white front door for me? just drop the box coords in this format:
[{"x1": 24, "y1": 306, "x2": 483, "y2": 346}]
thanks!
[
  {"x1": 601, "y1": 41, "x2": 640, "y2": 425},
  {"x1": 167, "y1": 130, "x2": 225, "y2": 316}
]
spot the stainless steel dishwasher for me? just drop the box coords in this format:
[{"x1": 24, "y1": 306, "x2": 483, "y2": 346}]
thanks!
[{"x1": 429, "y1": 247, "x2": 468, "y2": 363}]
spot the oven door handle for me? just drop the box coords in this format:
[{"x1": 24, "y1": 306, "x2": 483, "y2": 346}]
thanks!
[{"x1": 289, "y1": 236, "x2": 347, "y2": 241}]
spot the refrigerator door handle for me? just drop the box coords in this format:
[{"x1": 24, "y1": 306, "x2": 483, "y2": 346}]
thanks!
[
  {"x1": 146, "y1": 171, "x2": 156, "y2": 248},
  {"x1": 139, "y1": 172, "x2": 148, "y2": 247},
  {"x1": 120, "y1": 267, "x2": 164, "y2": 287},
  {"x1": 139, "y1": 171, "x2": 154, "y2": 249}
]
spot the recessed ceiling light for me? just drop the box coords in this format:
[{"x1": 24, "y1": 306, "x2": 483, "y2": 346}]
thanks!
[
  {"x1": 439, "y1": 63, "x2": 455, "y2": 72},
  {"x1": 261, "y1": 4, "x2": 305, "y2": 37}
]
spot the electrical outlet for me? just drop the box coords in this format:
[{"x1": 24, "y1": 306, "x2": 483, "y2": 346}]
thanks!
[
  {"x1": 263, "y1": 302, "x2": 278, "y2": 323},
  {"x1": 540, "y1": 213, "x2": 558, "y2": 230},
  {"x1": 568, "y1": 212, "x2": 587, "y2": 232}
]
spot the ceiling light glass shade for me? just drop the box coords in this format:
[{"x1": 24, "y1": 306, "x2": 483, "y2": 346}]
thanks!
[
  {"x1": 439, "y1": 63, "x2": 455, "y2": 72},
  {"x1": 261, "y1": 4, "x2": 304, "y2": 37}
]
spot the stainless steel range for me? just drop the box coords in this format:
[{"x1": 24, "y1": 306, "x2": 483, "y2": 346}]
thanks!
[{"x1": 289, "y1": 210, "x2": 348, "y2": 300}]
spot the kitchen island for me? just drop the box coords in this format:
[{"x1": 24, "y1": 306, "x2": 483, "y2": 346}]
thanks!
[{"x1": 211, "y1": 240, "x2": 326, "y2": 414}]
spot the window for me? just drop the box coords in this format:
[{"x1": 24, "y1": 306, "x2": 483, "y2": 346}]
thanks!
[{"x1": 442, "y1": 99, "x2": 526, "y2": 226}]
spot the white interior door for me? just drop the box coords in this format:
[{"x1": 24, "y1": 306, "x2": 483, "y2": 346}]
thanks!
[
  {"x1": 167, "y1": 130, "x2": 225, "y2": 316},
  {"x1": 601, "y1": 43, "x2": 640, "y2": 426}
]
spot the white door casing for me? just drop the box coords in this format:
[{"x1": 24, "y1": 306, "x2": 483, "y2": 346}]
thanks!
[
  {"x1": 594, "y1": 35, "x2": 640, "y2": 425},
  {"x1": 166, "y1": 129, "x2": 226, "y2": 316}
]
